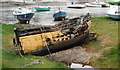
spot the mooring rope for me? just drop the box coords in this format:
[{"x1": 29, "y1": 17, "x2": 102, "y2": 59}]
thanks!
[
  {"x1": 18, "y1": 47, "x2": 43, "y2": 68},
  {"x1": 41, "y1": 26, "x2": 52, "y2": 56},
  {"x1": 45, "y1": 41, "x2": 52, "y2": 55},
  {"x1": 18, "y1": 47, "x2": 34, "y2": 60},
  {"x1": 18, "y1": 48, "x2": 28, "y2": 60}
]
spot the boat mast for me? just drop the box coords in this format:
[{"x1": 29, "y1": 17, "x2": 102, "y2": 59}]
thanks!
[
  {"x1": 95, "y1": 0, "x2": 99, "y2": 3},
  {"x1": 23, "y1": 0, "x2": 25, "y2": 5},
  {"x1": 36, "y1": 0, "x2": 40, "y2": 7},
  {"x1": 72, "y1": 0, "x2": 74, "y2": 4}
]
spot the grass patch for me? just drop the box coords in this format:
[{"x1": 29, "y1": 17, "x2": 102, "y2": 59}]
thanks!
[
  {"x1": 1, "y1": 17, "x2": 119, "y2": 68},
  {"x1": 2, "y1": 24, "x2": 16, "y2": 49},
  {"x1": 91, "y1": 45, "x2": 119, "y2": 68},
  {"x1": 2, "y1": 50, "x2": 67, "y2": 68},
  {"x1": 88, "y1": 17, "x2": 118, "y2": 51},
  {"x1": 1, "y1": 24, "x2": 68, "y2": 68},
  {"x1": 88, "y1": 17, "x2": 119, "y2": 68}
]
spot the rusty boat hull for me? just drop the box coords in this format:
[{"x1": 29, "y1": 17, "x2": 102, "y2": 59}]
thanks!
[
  {"x1": 13, "y1": 13, "x2": 91, "y2": 55},
  {"x1": 31, "y1": 32, "x2": 89, "y2": 56}
]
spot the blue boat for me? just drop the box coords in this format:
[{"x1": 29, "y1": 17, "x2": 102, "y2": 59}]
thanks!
[
  {"x1": 53, "y1": 10, "x2": 67, "y2": 21},
  {"x1": 35, "y1": 7, "x2": 51, "y2": 11},
  {"x1": 13, "y1": 7, "x2": 34, "y2": 24}
]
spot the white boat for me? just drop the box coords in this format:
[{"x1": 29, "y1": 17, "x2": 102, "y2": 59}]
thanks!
[
  {"x1": 85, "y1": 2, "x2": 101, "y2": 7},
  {"x1": 13, "y1": 7, "x2": 34, "y2": 24},
  {"x1": 99, "y1": 2, "x2": 110, "y2": 7},
  {"x1": 70, "y1": 63, "x2": 94, "y2": 70},
  {"x1": 85, "y1": 0, "x2": 109, "y2": 7},
  {"x1": 107, "y1": 5, "x2": 120, "y2": 20},
  {"x1": 67, "y1": 2, "x2": 86, "y2": 8}
]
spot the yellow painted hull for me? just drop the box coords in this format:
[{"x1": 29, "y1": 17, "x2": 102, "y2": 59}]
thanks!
[
  {"x1": 19, "y1": 31, "x2": 68, "y2": 53},
  {"x1": 31, "y1": 32, "x2": 89, "y2": 55}
]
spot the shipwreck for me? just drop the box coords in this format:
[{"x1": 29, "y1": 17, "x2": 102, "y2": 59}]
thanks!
[{"x1": 13, "y1": 13, "x2": 92, "y2": 55}]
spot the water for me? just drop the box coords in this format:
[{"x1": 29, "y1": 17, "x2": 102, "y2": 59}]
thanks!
[{"x1": 0, "y1": 2, "x2": 109, "y2": 26}]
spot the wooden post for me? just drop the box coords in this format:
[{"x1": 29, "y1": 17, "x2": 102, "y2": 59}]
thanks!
[
  {"x1": 14, "y1": 28, "x2": 20, "y2": 46},
  {"x1": 23, "y1": 0, "x2": 25, "y2": 5}
]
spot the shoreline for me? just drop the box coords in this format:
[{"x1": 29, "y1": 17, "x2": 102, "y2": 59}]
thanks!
[
  {"x1": 1, "y1": 5, "x2": 109, "y2": 25},
  {"x1": 0, "y1": 0, "x2": 110, "y2": 25}
]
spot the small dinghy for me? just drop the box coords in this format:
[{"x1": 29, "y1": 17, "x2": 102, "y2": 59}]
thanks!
[
  {"x1": 13, "y1": 7, "x2": 34, "y2": 24},
  {"x1": 53, "y1": 8, "x2": 67, "y2": 21},
  {"x1": 107, "y1": 5, "x2": 120, "y2": 20},
  {"x1": 70, "y1": 63, "x2": 94, "y2": 70},
  {"x1": 86, "y1": 2, "x2": 100, "y2": 7},
  {"x1": 35, "y1": 7, "x2": 51, "y2": 11},
  {"x1": 35, "y1": 0, "x2": 51, "y2": 11},
  {"x1": 85, "y1": 0, "x2": 109, "y2": 7},
  {"x1": 107, "y1": 0, "x2": 120, "y2": 20},
  {"x1": 67, "y1": 2, "x2": 86, "y2": 9}
]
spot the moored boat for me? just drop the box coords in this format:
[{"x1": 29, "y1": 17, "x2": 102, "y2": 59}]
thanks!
[
  {"x1": 85, "y1": 0, "x2": 109, "y2": 7},
  {"x1": 99, "y1": 2, "x2": 110, "y2": 7},
  {"x1": 35, "y1": 7, "x2": 51, "y2": 11},
  {"x1": 67, "y1": 2, "x2": 86, "y2": 9},
  {"x1": 35, "y1": 0, "x2": 51, "y2": 11},
  {"x1": 107, "y1": 5, "x2": 120, "y2": 20},
  {"x1": 70, "y1": 63, "x2": 94, "y2": 69},
  {"x1": 85, "y1": 2, "x2": 101, "y2": 7},
  {"x1": 13, "y1": 7, "x2": 34, "y2": 24},
  {"x1": 53, "y1": 8, "x2": 67, "y2": 21},
  {"x1": 107, "y1": 0, "x2": 120, "y2": 20},
  {"x1": 13, "y1": 13, "x2": 91, "y2": 55}
]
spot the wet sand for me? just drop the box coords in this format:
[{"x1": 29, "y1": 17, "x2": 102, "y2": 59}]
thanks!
[{"x1": 0, "y1": 2, "x2": 109, "y2": 25}]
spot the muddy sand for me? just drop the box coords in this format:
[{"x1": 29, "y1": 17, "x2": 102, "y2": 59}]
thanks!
[
  {"x1": 45, "y1": 45, "x2": 97, "y2": 65},
  {"x1": 1, "y1": 1, "x2": 109, "y2": 25}
]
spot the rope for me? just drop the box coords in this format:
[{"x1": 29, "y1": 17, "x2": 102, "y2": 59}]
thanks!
[
  {"x1": 19, "y1": 24, "x2": 52, "y2": 57},
  {"x1": 18, "y1": 47, "x2": 34, "y2": 60},
  {"x1": 18, "y1": 48, "x2": 28, "y2": 60},
  {"x1": 41, "y1": 26, "x2": 52, "y2": 55},
  {"x1": 18, "y1": 47, "x2": 43, "y2": 68},
  {"x1": 45, "y1": 41, "x2": 52, "y2": 55}
]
